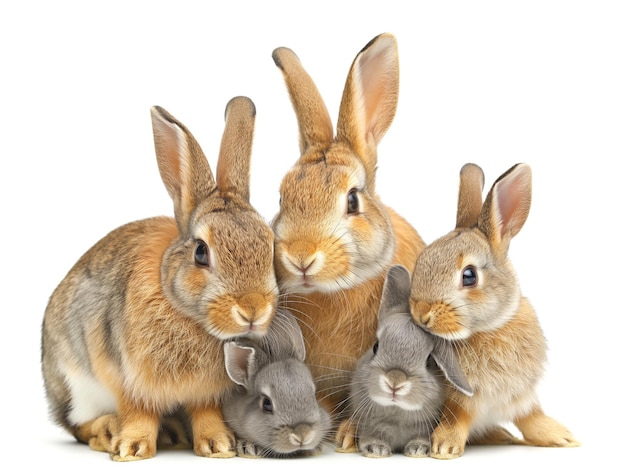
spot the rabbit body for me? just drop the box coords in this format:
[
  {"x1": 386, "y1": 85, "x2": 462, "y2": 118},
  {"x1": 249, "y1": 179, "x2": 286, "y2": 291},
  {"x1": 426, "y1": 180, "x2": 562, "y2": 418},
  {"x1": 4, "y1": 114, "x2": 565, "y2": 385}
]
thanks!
[
  {"x1": 409, "y1": 163, "x2": 579, "y2": 459},
  {"x1": 223, "y1": 310, "x2": 331, "y2": 458},
  {"x1": 346, "y1": 265, "x2": 471, "y2": 458},
  {"x1": 41, "y1": 97, "x2": 278, "y2": 461},
  {"x1": 271, "y1": 33, "x2": 425, "y2": 424}
]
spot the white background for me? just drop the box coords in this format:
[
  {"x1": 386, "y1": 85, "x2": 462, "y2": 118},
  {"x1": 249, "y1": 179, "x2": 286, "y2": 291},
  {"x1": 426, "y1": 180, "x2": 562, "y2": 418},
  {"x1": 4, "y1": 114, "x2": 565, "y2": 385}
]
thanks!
[{"x1": 1, "y1": 1, "x2": 623, "y2": 470}]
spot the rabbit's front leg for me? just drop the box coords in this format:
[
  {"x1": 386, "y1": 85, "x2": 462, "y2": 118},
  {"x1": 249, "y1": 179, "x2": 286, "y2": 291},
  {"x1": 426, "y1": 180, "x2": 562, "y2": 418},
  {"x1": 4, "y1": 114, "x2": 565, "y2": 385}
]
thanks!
[
  {"x1": 429, "y1": 400, "x2": 471, "y2": 459},
  {"x1": 190, "y1": 405, "x2": 236, "y2": 458},
  {"x1": 110, "y1": 403, "x2": 160, "y2": 461}
]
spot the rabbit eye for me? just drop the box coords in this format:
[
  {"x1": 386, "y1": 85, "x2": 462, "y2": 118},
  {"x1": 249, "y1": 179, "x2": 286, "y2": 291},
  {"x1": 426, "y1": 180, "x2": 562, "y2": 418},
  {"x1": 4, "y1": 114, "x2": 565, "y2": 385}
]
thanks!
[
  {"x1": 462, "y1": 266, "x2": 477, "y2": 287},
  {"x1": 347, "y1": 188, "x2": 359, "y2": 215},
  {"x1": 261, "y1": 396, "x2": 273, "y2": 414},
  {"x1": 194, "y1": 240, "x2": 210, "y2": 267},
  {"x1": 372, "y1": 341, "x2": 379, "y2": 355}
]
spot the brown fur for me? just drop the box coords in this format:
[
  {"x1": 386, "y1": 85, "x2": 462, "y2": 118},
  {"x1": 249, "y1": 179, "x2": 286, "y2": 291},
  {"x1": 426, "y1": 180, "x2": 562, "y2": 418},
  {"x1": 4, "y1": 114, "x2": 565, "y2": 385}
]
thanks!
[
  {"x1": 41, "y1": 98, "x2": 278, "y2": 461},
  {"x1": 271, "y1": 34, "x2": 425, "y2": 428},
  {"x1": 409, "y1": 163, "x2": 579, "y2": 459}
]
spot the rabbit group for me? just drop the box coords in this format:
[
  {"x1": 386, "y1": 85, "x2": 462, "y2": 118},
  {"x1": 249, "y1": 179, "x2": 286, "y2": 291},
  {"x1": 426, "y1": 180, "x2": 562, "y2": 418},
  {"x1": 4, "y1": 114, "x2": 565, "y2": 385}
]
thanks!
[{"x1": 41, "y1": 32, "x2": 579, "y2": 462}]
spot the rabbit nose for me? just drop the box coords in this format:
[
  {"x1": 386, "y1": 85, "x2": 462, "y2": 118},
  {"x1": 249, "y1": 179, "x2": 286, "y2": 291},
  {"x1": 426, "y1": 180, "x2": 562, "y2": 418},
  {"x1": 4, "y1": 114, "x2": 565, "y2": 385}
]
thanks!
[
  {"x1": 382, "y1": 370, "x2": 411, "y2": 397},
  {"x1": 284, "y1": 242, "x2": 322, "y2": 275},
  {"x1": 411, "y1": 300, "x2": 432, "y2": 326},
  {"x1": 233, "y1": 293, "x2": 273, "y2": 327},
  {"x1": 289, "y1": 424, "x2": 315, "y2": 446}
]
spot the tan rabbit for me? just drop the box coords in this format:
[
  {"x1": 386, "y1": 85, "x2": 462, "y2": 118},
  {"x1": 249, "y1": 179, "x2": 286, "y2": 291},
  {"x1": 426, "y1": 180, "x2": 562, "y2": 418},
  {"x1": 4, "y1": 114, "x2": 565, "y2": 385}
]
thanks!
[
  {"x1": 41, "y1": 97, "x2": 278, "y2": 461},
  {"x1": 270, "y1": 32, "x2": 425, "y2": 427},
  {"x1": 409, "y1": 163, "x2": 580, "y2": 459}
]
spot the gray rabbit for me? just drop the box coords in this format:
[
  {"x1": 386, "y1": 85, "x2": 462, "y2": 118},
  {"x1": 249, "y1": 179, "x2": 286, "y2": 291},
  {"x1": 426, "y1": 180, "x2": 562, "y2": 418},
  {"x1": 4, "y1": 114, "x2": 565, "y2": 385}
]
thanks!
[
  {"x1": 223, "y1": 309, "x2": 331, "y2": 458},
  {"x1": 344, "y1": 265, "x2": 473, "y2": 458}
]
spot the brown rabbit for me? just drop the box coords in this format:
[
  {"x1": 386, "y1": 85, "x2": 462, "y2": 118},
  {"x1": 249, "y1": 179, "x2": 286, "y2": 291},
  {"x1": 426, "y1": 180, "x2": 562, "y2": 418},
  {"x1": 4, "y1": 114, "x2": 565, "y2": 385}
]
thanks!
[
  {"x1": 41, "y1": 97, "x2": 278, "y2": 461},
  {"x1": 409, "y1": 163, "x2": 580, "y2": 459},
  {"x1": 270, "y1": 32, "x2": 425, "y2": 429}
]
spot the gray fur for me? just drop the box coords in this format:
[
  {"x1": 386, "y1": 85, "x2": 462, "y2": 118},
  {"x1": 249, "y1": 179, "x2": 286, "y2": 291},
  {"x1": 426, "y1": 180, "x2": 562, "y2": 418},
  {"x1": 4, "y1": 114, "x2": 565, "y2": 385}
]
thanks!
[
  {"x1": 223, "y1": 309, "x2": 331, "y2": 457},
  {"x1": 348, "y1": 265, "x2": 472, "y2": 458}
]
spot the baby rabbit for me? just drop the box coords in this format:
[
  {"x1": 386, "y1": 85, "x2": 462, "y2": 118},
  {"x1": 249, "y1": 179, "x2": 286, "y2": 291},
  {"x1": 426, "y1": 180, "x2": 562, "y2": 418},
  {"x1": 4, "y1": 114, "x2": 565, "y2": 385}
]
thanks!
[
  {"x1": 223, "y1": 309, "x2": 331, "y2": 458},
  {"x1": 41, "y1": 97, "x2": 278, "y2": 461},
  {"x1": 271, "y1": 33, "x2": 425, "y2": 426},
  {"x1": 344, "y1": 265, "x2": 472, "y2": 458},
  {"x1": 409, "y1": 163, "x2": 580, "y2": 459}
]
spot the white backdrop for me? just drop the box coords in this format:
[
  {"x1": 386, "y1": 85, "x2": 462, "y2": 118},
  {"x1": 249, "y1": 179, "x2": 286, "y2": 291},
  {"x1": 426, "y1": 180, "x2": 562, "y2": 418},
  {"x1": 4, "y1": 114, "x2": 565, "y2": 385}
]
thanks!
[{"x1": 2, "y1": 1, "x2": 623, "y2": 470}]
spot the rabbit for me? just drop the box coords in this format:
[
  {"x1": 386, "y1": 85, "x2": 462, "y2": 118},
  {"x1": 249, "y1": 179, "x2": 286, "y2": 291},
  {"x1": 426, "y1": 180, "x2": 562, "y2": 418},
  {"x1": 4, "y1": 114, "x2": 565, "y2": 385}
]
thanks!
[
  {"x1": 408, "y1": 162, "x2": 580, "y2": 459},
  {"x1": 342, "y1": 265, "x2": 472, "y2": 458},
  {"x1": 40, "y1": 96, "x2": 279, "y2": 461},
  {"x1": 222, "y1": 309, "x2": 332, "y2": 458},
  {"x1": 270, "y1": 33, "x2": 426, "y2": 430}
]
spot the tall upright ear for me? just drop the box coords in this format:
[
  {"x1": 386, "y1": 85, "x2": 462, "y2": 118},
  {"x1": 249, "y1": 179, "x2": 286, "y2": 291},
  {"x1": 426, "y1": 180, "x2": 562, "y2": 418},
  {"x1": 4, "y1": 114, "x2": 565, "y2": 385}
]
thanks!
[
  {"x1": 430, "y1": 336, "x2": 473, "y2": 396},
  {"x1": 378, "y1": 264, "x2": 412, "y2": 324},
  {"x1": 456, "y1": 163, "x2": 485, "y2": 229},
  {"x1": 272, "y1": 47, "x2": 334, "y2": 156},
  {"x1": 261, "y1": 309, "x2": 306, "y2": 362},
  {"x1": 215, "y1": 96, "x2": 256, "y2": 204},
  {"x1": 336, "y1": 33, "x2": 399, "y2": 184},
  {"x1": 478, "y1": 163, "x2": 532, "y2": 255},
  {"x1": 224, "y1": 341, "x2": 256, "y2": 387},
  {"x1": 150, "y1": 106, "x2": 215, "y2": 235}
]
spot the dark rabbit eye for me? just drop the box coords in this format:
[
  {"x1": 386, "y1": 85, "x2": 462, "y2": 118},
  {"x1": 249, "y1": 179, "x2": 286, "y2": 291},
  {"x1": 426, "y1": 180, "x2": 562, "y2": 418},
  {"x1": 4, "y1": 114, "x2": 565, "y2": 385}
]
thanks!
[
  {"x1": 462, "y1": 266, "x2": 477, "y2": 287},
  {"x1": 261, "y1": 396, "x2": 273, "y2": 414},
  {"x1": 372, "y1": 341, "x2": 379, "y2": 355},
  {"x1": 347, "y1": 188, "x2": 359, "y2": 215},
  {"x1": 194, "y1": 240, "x2": 210, "y2": 267}
]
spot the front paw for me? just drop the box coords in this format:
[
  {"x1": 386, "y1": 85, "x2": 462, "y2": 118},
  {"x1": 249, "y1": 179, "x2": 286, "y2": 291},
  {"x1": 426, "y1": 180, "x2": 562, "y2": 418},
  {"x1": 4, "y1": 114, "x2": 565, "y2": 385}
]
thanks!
[
  {"x1": 194, "y1": 430, "x2": 236, "y2": 458},
  {"x1": 404, "y1": 437, "x2": 430, "y2": 458},
  {"x1": 235, "y1": 439, "x2": 267, "y2": 458},
  {"x1": 110, "y1": 436, "x2": 156, "y2": 461},
  {"x1": 359, "y1": 440, "x2": 392, "y2": 458},
  {"x1": 430, "y1": 424, "x2": 466, "y2": 459}
]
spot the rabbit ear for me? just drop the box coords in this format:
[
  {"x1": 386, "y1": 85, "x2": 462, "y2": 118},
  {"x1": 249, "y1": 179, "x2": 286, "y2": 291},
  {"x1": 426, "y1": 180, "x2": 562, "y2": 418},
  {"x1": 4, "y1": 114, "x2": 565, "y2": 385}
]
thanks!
[
  {"x1": 150, "y1": 106, "x2": 216, "y2": 235},
  {"x1": 215, "y1": 96, "x2": 256, "y2": 203},
  {"x1": 456, "y1": 163, "x2": 485, "y2": 229},
  {"x1": 224, "y1": 341, "x2": 257, "y2": 387},
  {"x1": 478, "y1": 163, "x2": 532, "y2": 255},
  {"x1": 430, "y1": 336, "x2": 473, "y2": 396},
  {"x1": 378, "y1": 265, "x2": 412, "y2": 324},
  {"x1": 261, "y1": 309, "x2": 306, "y2": 362},
  {"x1": 336, "y1": 33, "x2": 399, "y2": 183},
  {"x1": 272, "y1": 47, "x2": 334, "y2": 155}
]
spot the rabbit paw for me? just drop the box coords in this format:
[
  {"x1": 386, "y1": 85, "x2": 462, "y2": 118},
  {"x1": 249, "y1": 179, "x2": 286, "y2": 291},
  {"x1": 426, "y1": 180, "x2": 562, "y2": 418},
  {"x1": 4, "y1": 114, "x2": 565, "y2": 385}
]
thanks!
[
  {"x1": 73, "y1": 414, "x2": 120, "y2": 453},
  {"x1": 110, "y1": 435, "x2": 156, "y2": 461},
  {"x1": 335, "y1": 419, "x2": 358, "y2": 453},
  {"x1": 516, "y1": 413, "x2": 581, "y2": 448},
  {"x1": 430, "y1": 423, "x2": 466, "y2": 459},
  {"x1": 193, "y1": 431, "x2": 236, "y2": 458},
  {"x1": 360, "y1": 440, "x2": 392, "y2": 458},
  {"x1": 235, "y1": 440, "x2": 266, "y2": 458},
  {"x1": 404, "y1": 437, "x2": 430, "y2": 458}
]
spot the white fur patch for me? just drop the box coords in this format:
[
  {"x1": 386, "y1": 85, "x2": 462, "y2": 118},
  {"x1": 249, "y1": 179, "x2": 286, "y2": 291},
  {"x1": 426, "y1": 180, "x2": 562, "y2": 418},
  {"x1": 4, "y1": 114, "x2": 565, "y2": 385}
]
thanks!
[{"x1": 67, "y1": 372, "x2": 117, "y2": 425}]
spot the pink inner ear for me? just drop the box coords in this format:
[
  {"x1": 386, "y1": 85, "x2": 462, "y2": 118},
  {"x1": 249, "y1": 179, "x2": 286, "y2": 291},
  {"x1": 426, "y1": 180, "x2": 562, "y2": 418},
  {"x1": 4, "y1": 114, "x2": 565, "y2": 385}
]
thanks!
[{"x1": 495, "y1": 168, "x2": 530, "y2": 239}]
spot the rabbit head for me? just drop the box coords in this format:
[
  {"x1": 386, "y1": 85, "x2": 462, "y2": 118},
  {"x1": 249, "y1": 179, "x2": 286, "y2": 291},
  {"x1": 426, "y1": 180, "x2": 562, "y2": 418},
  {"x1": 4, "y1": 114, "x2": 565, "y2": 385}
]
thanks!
[{"x1": 409, "y1": 163, "x2": 531, "y2": 340}]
